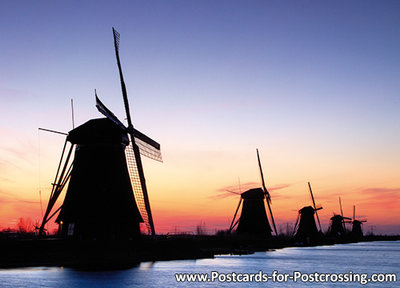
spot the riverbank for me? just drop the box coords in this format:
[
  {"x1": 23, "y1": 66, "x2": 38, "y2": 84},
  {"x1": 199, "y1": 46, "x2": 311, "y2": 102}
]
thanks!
[{"x1": 1, "y1": 234, "x2": 399, "y2": 270}]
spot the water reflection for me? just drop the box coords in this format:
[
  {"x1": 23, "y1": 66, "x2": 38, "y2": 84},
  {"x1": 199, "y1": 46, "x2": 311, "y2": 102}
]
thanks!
[{"x1": 1, "y1": 241, "x2": 398, "y2": 288}]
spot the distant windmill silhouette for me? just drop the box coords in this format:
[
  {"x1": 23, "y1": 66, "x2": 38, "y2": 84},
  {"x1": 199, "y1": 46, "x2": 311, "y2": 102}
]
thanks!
[
  {"x1": 293, "y1": 182, "x2": 323, "y2": 243},
  {"x1": 38, "y1": 28, "x2": 161, "y2": 239},
  {"x1": 228, "y1": 149, "x2": 277, "y2": 237},
  {"x1": 327, "y1": 197, "x2": 351, "y2": 237},
  {"x1": 351, "y1": 205, "x2": 367, "y2": 238}
]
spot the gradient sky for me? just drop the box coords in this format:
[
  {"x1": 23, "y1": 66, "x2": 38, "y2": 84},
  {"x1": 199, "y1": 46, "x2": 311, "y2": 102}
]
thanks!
[{"x1": 1, "y1": 1, "x2": 399, "y2": 235}]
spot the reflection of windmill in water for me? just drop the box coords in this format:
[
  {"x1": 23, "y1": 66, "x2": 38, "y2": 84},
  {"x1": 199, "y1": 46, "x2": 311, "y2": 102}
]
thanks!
[
  {"x1": 293, "y1": 182, "x2": 323, "y2": 243},
  {"x1": 351, "y1": 205, "x2": 367, "y2": 238},
  {"x1": 228, "y1": 149, "x2": 278, "y2": 237},
  {"x1": 327, "y1": 197, "x2": 351, "y2": 237},
  {"x1": 38, "y1": 28, "x2": 161, "y2": 239}
]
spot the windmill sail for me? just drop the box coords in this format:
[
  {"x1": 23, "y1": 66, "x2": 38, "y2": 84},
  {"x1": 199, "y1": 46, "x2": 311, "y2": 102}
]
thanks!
[
  {"x1": 132, "y1": 129, "x2": 162, "y2": 162},
  {"x1": 39, "y1": 138, "x2": 74, "y2": 236},
  {"x1": 96, "y1": 94, "x2": 162, "y2": 162},
  {"x1": 308, "y1": 182, "x2": 322, "y2": 232},
  {"x1": 111, "y1": 27, "x2": 157, "y2": 235},
  {"x1": 125, "y1": 142, "x2": 152, "y2": 234},
  {"x1": 95, "y1": 92, "x2": 126, "y2": 130},
  {"x1": 257, "y1": 149, "x2": 278, "y2": 235},
  {"x1": 229, "y1": 197, "x2": 242, "y2": 232}
]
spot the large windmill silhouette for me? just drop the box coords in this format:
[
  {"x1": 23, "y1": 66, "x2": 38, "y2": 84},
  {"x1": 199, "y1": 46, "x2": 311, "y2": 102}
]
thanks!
[{"x1": 38, "y1": 28, "x2": 161, "y2": 238}]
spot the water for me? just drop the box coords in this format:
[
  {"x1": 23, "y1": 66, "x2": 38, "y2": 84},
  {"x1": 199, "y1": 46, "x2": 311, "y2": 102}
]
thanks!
[{"x1": 1, "y1": 241, "x2": 398, "y2": 287}]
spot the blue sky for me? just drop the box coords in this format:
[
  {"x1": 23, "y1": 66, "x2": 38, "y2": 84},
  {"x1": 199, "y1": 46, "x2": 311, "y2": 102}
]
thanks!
[{"x1": 1, "y1": 1, "x2": 399, "y2": 234}]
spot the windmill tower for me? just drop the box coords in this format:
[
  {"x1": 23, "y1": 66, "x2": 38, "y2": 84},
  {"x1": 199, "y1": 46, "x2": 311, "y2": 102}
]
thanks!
[
  {"x1": 228, "y1": 149, "x2": 277, "y2": 237},
  {"x1": 293, "y1": 182, "x2": 323, "y2": 243},
  {"x1": 351, "y1": 205, "x2": 367, "y2": 238},
  {"x1": 327, "y1": 197, "x2": 351, "y2": 237},
  {"x1": 38, "y1": 28, "x2": 161, "y2": 238}
]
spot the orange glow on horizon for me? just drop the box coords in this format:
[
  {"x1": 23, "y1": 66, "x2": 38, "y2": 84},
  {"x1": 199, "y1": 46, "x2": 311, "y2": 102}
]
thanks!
[{"x1": 1, "y1": 133, "x2": 399, "y2": 236}]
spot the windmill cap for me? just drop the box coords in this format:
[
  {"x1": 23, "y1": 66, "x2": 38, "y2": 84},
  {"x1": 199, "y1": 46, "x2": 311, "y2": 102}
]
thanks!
[
  {"x1": 67, "y1": 118, "x2": 129, "y2": 145},
  {"x1": 241, "y1": 188, "x2": 265, "y2": 199},
  {"x1": 330, "y1": 214, "x2": 346, "y2": 220},
  {"x1": 299, "y1": 206, "x2": 315, "y2": 214}
]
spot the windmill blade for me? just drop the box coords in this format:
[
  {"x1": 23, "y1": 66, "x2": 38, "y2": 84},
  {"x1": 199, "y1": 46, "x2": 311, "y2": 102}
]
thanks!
[
  {"x1": 112, "y1": 27, "x2": 155, "y2": 236},
  {"x1": 125, "y1": 145, "x2": 152, "y2": 234},
  {"x1": 256, "y1": 149, "x2": 278, "y2": 235},
  {"x1": 96, "y1": 93, "x2": 162, "y2": 162},
  {"x1": 338, "y1": 197, "x2": 349, "y2": 231},
  {"x1": 212, "y1": 190, "x2": 241, "y2": 200},
  {"x1": 134, "y1": 137, "x2": 163, "y2": 162},
  {"x1": 292, "y1": 212, "x2": 300, "y2": 237},
  {"x1": 308, "y1": 182, "x2": 322, "y2": 232},
  {"x1": 231, "y1": 218, "x2": 240, "y2": 231},
  {"x1": 132, "y1": 128, "x2": 160, "y2": 150},
  {"x1": 256, "y1": 149, "x2": 271, "y2": 202},
  {"x1": 132, "y1": 128, "x2": 162, "y2": 162},
  {"x1": 38, "y1": 128, "x2": 68, "y2": 136},
  {"x1": 95, "y1": 92, "x2": 126, "y2": 131},
  {"x1": 308, "y1": 182, "x2": 317, "y2": 210},
  {"x1": 225, "y1": 190, "x2": 241, "y2": 195},
  {"x1": 71, "y1": 98, "x2": 75, "y2": 129},
  {"x1": 229, "y1": 198, "x2": 242, "y2": 232},
  {"x1": 112, "y1": 27, "x2": 132, "y2": 129},
  {"x1": 339, "y1": 197, "x2": 344, "y2": 217},
  {"x1": 39, "y1": 139, "x2": 74, "y2": 236},
  {"x1": 265, "y1": 196, "x2": 278, "y2": 236}
]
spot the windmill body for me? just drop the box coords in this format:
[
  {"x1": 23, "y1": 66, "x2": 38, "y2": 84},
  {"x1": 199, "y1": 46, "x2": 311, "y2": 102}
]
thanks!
[
  {"x1": 236, "y1": 188, "x2": 272, "y2": 237},
  {"x1": 55, "y1": 118, "x2": 143, "y2": 239},
  {"x1": 294, "y1": 206, "x2": 321, "y2": 242},
  {"x1": 351, "y1": 206, "x2": 366, "y2": 238},
  {"x1": 293, "y1": 182, "x2": 322, "y2": 243},
  {"x1": 327, "y1": 198, "x2": 352, "y2": 238},
  {"x1": 351, "y1": 220, "x2": 364, "y2": 238},
  {"x1": 327, "y1": 215, "x2": 348, "y2": 237}
]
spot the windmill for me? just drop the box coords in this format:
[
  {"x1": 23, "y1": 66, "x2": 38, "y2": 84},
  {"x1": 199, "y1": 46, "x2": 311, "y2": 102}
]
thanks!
[
  {"x1": 351, "y1": 205, "x2": 367, "y2": 238},
  {"x1": 293, "y1": 182, "x2": 323, "y2": 243},
  {"x1": 38, "y1": 28, "x2": 161, "y2": 238},
  {"x1": 327, "y1": 197, "x2": 351, "y2": 237},
  {"x1": 228, "y1": 149, "x2": 277, "y2": 237}
]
